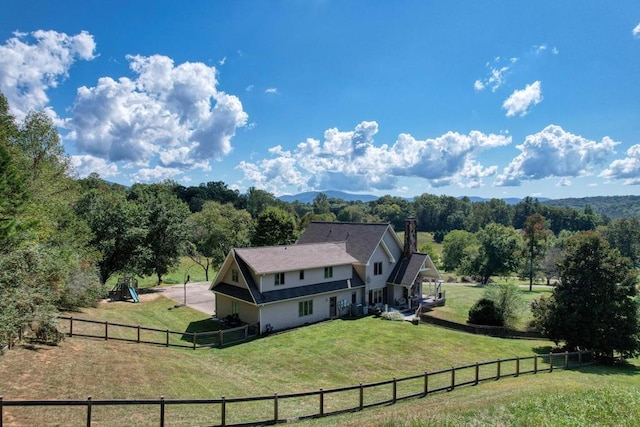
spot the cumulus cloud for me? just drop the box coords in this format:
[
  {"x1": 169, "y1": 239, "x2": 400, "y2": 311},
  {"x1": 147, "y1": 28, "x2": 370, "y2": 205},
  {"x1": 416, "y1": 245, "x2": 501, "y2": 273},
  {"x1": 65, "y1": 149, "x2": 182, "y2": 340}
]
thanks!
[
  {"x1": 265, "y1": 87, "x2": 278, "y2": 94},
  {"x1": 237, "y1": 121, "x2": 511, "y2": 194},
  {"x1": 634, "y1": 23, "x2": 640, "y2": 39},
  {"x1": 600, "y1": 144, "x2": 640, "y2": 185},
  {"x1": 496, "y1": 125, "x2": 619, "y2": 186},
  {"x1": 474, "y1": 57, "x2": 518, "y2": 92},
  {"x1": 70, "y1": 154, "x2": 119, "y2": 178},
  {"x1": 0, "y1": 30, "x2": 97, "y2": 120},
  {"x1": 503, "y1": 81, "x2": 542, "y2": 117},
  {"x1": 66, "y1": 54, "x2": 248, "y2": 173}
]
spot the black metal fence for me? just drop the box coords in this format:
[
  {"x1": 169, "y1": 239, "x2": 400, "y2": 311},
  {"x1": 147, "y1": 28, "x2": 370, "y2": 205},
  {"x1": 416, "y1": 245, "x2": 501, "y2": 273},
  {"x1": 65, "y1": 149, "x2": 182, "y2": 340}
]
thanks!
[
  {"x1": 0, "y1": 350, "x2": 593, "y2": 427},
  {"x1": 58, "y1": 316, "x2": 260, "y2": 349}
]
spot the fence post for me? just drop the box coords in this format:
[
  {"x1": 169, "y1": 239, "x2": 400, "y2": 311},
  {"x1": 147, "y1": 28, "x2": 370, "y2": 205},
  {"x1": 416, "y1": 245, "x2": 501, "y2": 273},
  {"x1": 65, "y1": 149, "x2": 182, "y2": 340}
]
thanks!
[
  {"x1": 475, "y1": 363, "x2": 479, "y2": 385},
  {"x1": 578, "y1": 350, "x2": 582, "y2": 367},
  {"x1": 220, "y1": 330, "x2": 224, "y2": 347},
  {"x1": 319, "y1": 388, "x2": 324, "y2": 416},
  {"x1": 160, "y1": 396, "x2": 165, "y2": 427},
  {"x1": 496, "y1": 359, "x2": 501, "y2": 379},
  {"x1": 273, "y1": 393, "x2": 278, "y2": 423},
  {"x1": 392, "y1": 378, "x2": 397, "y2": 403},
  {"x1": 221, "y1": 396, "x2": 226, "y2": 427},
  {"x1": 359, "y1": 383, "x2": 364, "y2": 409},
  {"x1": 1, "y1": 395, "x2": 3, "y2": 427},
  {"x1": 137, "y1": 325, "x2": 140, "y2": 343},
  {"x1": 549, "y1": 352, "x2": 553, "y2": 372},
  {"x1": 86, "y1": 396, "x2": 92, "y2": 427},
  {"x1": 564, "y1": 351, "x2": 569, "y2": 369},
  {"x1": 69, "y1": 317, "x2": 73, "y2": 337},
  {"x1": 245, "y1": 325, "x2": 248, "y2": 340},
  {"x1": 193, "y1": 332, "x2": 197, "y2": 350},
  {"x1": 423, "y1": 372, "x2": 429, "y2": 396},
  {"x1": 534, "y1": 355, "x2": 538, "y2": 374},
  {"x1": 166, "y1": 330, "x2": 169, "y2": 347},
  {"x1": 104, "y1": 321, "x2": 108, "y2": 340},
  {"x1": 515, "y1": 357, "x2": 520, "y2": 377},
  {"x1": 450, "y1": 367, "x2": 455, "y2": 390}
]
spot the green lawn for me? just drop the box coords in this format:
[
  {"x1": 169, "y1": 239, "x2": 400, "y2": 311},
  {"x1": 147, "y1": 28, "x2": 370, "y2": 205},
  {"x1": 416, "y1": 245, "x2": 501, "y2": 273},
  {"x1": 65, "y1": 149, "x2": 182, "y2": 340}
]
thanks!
[
  {"x1": 105, "y1": 256, "x2": 212, "y2": 289},
  {"x1": 427, "y1": 283, "x2": 554, "y2": 330},
  {"x1": 3, "y1": 290, "x2": 638, "y2": 426}
]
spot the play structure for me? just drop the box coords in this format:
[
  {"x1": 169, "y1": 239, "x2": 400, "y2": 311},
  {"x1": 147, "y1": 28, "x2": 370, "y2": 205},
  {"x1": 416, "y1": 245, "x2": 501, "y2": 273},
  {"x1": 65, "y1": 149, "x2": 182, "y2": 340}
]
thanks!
[{"x1": 109, "y1": 275, "x2": 140, "y2": 303}]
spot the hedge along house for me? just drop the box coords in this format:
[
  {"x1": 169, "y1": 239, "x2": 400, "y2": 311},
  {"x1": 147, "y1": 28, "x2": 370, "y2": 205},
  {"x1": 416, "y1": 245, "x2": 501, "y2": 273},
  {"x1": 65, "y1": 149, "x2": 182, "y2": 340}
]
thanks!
[{"x1": 210, "y1": 218, "x2": 442, "y2": 333}]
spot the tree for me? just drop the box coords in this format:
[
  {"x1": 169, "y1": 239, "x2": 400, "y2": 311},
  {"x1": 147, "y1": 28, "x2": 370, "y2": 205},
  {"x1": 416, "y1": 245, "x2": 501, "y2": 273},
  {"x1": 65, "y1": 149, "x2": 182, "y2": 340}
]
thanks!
[
  {"x1": 481, "y1": 283, "x2": 526, "y2": 328},
  {"x1": 601, "y1": 217, "x2": 640, "y2": 267},
  {"x1": 531, "y1": 232, "x2": 640, "y2": 361},
  {"x1": 129, "y1": 183, "x2": 191, "y2": 284},
  {"x1": 252, "y1": 206, "x2": 298, "y2": 246},
  {"x1": 523, "y1": 213, "x2": 550, "y2": 291},
  {"x1": 460, "y1": 223, "x2": 522, "y2": 284},
  {"x1": 441, "y1": 230, "x2": 476, "y2": 272},
  {"x1": 187, "y1": 202, "x2": 253, "y2": 280}
]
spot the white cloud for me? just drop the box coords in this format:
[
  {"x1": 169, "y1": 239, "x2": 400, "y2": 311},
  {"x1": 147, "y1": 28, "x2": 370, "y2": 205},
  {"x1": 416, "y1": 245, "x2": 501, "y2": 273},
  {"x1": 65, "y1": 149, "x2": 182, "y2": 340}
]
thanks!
[
  {"x1": 66, "y1": 54, "x2": 248, "y2": 169},
  {"x1": 218, "y1": 56, "x2": 226, "y2": 65},
  {"x1": 474, "y1": 57, "x2": 518, "y2": 92},
  {"x1": 600, "y1": 144, "x2": 640, "y2": 185},
  {"x1": 238, "y1": 121, "x2": 511, "y2": 194},
  {"x1": 265, "y1": 87, "x2": 278, "y2": 94},
  {"x1": 496, "y1": 125, "x2": 619, "y2": 186},
  {"x1": 634, "y1": 23, "x2": 640, "y2": 39},
  {"x1": 246, "y1": 85, "x2": 254, "y2": 92},
  {"x1": 133, "y1": 165, "x2": 183, "y2": 183},
  {"x1": 70, "y1": 154, "x2": 119, "y2": 178},
  {"x1": 557, "y1": 177, "x2": 572, "y2": 187},
  {"x1": 0, "y1": 30, "x2": 97, "y2": 120},
  {"x1": 503, "y1": 81, "x2": 543, "y2": 117}
]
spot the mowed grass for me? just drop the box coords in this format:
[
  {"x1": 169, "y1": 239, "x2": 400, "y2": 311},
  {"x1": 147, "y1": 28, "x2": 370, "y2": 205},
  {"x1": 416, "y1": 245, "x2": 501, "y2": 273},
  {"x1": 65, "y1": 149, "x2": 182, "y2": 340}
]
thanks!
[
  {"x1": 427, "y1": 283, "x2": 554, "y2": 330},
  {"x1": 105, "y1": 256, "x2": 211, "y2": 289},
  {"x1": 2, "y1": 299, "x2": 639, "y2": 426}
]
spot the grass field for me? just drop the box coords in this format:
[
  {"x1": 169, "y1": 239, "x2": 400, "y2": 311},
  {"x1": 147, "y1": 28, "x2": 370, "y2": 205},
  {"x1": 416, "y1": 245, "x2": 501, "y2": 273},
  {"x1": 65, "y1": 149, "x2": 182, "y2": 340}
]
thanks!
[
  {"x1": 2, "y1": 294, "x2": 639, "y2": 426},
  {"x1": 427, "y1": 283, "x2": 554, "y2": 330},
  {"x1": 105, "y1": 256, "x2": 212, "y2": 288}
]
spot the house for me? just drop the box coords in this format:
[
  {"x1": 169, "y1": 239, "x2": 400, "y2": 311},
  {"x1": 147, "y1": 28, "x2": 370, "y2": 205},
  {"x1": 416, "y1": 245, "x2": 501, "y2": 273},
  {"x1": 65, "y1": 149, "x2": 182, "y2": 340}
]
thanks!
[{"x1": 209, "y1": 218, "x2": 442, "y2": 333}]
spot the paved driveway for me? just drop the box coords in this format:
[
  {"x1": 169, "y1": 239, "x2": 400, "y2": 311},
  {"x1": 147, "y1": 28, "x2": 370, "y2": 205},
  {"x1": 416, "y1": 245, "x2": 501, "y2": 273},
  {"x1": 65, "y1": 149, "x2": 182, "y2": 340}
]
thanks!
[{"x1": 159, "y1": 282, "x2": 215, "y2": 316}]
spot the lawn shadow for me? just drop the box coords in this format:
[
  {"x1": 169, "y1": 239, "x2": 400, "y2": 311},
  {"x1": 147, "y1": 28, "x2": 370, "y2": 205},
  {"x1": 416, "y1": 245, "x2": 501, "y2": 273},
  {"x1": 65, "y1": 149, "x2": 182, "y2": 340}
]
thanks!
[{"x1": 180, "y1": 318, "x2": 225, "y2": 347}]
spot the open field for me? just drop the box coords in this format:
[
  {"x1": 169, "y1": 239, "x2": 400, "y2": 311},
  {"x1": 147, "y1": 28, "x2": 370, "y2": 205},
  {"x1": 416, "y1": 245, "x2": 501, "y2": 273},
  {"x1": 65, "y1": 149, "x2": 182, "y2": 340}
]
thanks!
[
  {"x1": 427, "y1": 283, "x2": 554, "y2": 330},
  {"x1": 2, "y1": 290, "x2": 638, "y2": 426}
]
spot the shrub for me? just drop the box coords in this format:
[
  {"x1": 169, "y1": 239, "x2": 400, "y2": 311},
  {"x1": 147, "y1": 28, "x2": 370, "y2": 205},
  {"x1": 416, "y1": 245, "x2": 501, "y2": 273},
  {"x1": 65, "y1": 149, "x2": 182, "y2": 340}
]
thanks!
[
  {"x1": 468, "y1": 298, "x2": 503, "y2": 326},
  {"x1": 482, "y1": 283, "x2": 526, "y2": 328},
  {"x1": 381, "y1": 310, "x2": 405, "y2": 321}
]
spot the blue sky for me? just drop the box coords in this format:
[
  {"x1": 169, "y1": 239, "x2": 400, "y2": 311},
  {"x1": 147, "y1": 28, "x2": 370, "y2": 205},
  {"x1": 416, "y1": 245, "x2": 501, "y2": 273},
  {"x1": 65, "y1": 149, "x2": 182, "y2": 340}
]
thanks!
[{"x1": 1, "y1": 1, "x2": 639, "y2": 200}]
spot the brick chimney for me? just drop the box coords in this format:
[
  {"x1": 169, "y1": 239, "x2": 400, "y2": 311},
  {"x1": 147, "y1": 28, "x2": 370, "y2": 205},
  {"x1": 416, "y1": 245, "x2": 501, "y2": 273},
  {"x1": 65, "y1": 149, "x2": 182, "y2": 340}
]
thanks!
[{"x1": 404, "y1": 217, "x2": 417, "y2": 258}]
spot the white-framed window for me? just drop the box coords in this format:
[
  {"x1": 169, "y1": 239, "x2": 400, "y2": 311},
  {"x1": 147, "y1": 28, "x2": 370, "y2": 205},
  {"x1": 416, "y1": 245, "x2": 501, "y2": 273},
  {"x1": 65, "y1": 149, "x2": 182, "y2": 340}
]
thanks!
[
  {"x1": 231, "y1": 269, "x2": 239, "y2": 282},
  {"x1": 299, "y1": 300, "x2": 313, "y2": 317},
  {"x1": 374, "y1": 261, "x2": 383, "y2": 275},
  {"x1": 299, "y1": 270, "x2": 305, "y2": 280},
  {"x1": 275, "y1": 272, "x2": 285, "y2": 286},
  {"x1": 324, "y1": 266, "x2": 333, "y2": 279},
  {"x1": 231, "y1": 301, "x2": 239, "y2": 315}
]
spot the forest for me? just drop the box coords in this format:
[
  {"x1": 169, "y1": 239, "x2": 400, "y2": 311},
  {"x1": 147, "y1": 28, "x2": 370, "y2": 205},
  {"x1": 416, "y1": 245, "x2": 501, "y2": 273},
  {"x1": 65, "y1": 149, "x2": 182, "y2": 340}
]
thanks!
[{"x1": 2, "y1": 91, "x2": 640, "y2": 351}]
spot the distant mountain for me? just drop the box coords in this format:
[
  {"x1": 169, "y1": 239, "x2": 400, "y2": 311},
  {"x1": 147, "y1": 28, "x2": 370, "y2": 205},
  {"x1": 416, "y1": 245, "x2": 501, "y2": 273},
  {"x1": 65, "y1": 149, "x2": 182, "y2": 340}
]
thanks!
[
  {"x1": 542, "y1": 195, "x2": 640, "y2": 219},
  {"x1": 463, "y1": 196, "x2": 550, "y2": 205},
  {"x1": 278, "y1": 191, "x2": 379, "y2": 203}
]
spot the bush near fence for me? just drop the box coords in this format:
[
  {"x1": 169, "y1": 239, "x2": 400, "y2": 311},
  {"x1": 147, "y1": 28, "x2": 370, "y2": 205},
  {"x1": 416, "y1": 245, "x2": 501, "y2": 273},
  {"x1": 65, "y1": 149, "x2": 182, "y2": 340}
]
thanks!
[{"x1": 0, "y1": 350, "x2": 593, "y2": 426}]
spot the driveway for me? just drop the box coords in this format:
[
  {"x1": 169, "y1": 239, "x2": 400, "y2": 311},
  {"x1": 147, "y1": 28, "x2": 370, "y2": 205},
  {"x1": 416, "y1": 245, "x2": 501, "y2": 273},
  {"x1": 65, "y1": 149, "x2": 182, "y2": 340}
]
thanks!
[{"x1": 158, "y1": 282, "x2": 215, "y2": 316}]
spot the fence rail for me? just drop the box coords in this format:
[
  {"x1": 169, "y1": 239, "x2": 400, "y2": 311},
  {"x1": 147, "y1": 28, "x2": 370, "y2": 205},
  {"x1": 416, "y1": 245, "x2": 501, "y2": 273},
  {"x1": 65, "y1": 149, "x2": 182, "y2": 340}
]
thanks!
[
  {"x1": 0, "y1": 350, "x2": 593, "y2": 427},
  {"x1": 57, "y1": 316, "x2": 260, "y2": 349}
]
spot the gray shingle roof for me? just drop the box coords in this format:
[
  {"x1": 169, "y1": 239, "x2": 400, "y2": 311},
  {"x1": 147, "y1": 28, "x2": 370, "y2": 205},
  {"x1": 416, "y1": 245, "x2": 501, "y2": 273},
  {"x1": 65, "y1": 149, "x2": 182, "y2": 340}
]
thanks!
[
  {"x1": 387, "y1": 253, "x2": 428, "y2": 286},
  {"x1": 297, "y1": 222, "x2": 392, "y2": 263},
  {"x1": 234, "y1": 242, "x2": 357, "y2": 274},
  {"x1": 213, "y1": 267, "x2": 365, "y2": 305}
]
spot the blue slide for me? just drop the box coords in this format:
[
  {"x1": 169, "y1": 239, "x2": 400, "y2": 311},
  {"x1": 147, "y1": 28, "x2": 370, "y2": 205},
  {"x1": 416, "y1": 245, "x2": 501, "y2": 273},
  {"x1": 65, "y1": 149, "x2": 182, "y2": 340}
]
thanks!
[{"x1": 128, "y1": 286, "x2": 140, "y2": 303}]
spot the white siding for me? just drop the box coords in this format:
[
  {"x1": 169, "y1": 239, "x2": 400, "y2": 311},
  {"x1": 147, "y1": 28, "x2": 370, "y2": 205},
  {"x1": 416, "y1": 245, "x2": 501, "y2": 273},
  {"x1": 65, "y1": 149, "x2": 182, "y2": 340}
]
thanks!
[
  {"x1": 215, "y1": 294, "x2": 259, "y2": 324},
  {"x1": 260, "y1": 264, "x2": 353, "y2": 293}
]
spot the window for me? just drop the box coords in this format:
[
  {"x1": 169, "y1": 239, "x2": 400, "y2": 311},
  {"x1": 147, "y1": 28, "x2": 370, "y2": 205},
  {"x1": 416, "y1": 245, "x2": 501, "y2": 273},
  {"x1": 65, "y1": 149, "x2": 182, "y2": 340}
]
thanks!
[
  {"x1": 231, "y1": 269, "x2": 239, "y2": 282},
  {"x1": 374, "y1": 262, "x2": 383, "y2": 276},
  {"x1": 231, "y1": 301, "x2": 239, "y2": 315},
  {"x1": 275, "y1": 272, "x2": 285, "y2": 286},
  {"x1": 299, "y1": 270, "x2": 305, "y2": 280},
  {"x1": 324, "y1": 266, "x2": 333, "y2": 279},
  {"x1": 351, "y1": 292, "x2": 357, "y2": 304},
  {"x1": 299, "y1": 300, "x2": 313, "y2": 317}
]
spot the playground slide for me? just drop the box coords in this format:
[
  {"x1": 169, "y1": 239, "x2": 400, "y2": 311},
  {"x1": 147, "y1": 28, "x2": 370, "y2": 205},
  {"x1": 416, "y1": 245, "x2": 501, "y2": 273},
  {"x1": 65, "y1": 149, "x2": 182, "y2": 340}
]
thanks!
[{"x1": 129, "y1": 286, "x2": 140, "y2": 303}]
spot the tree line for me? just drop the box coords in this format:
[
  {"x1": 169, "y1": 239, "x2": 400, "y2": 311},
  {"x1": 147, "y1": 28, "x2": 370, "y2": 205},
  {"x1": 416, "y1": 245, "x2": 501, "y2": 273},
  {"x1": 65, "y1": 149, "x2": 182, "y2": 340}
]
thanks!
[{"x1": 1, "y1": 91, "x2": 638, "y2": 360}]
